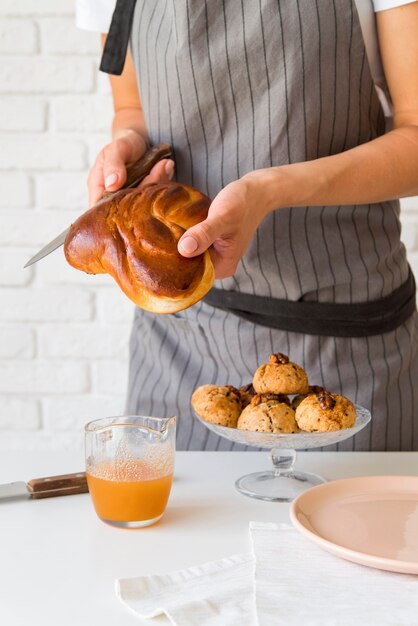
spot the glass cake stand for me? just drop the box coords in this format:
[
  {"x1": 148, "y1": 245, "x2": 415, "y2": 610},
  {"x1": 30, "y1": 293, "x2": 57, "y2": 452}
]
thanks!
[{"x1": 194, "y1": 405, "x2": 371, "y2": 502}]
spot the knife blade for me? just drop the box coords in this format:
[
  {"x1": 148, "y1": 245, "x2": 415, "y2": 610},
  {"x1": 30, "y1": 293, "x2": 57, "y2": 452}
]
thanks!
[
  {"x1": 24, "y1": 143, "x2": 173, "y2": 268},
  {"x1": 0, "y1": 471, "x2": 88, "y2": 503}
]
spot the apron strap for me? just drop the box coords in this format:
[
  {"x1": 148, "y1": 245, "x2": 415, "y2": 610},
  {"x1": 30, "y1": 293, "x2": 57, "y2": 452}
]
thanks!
[
  {"x1": 100, "y1": 0, "x2": 137, "y2": 76},
  {"x1": 203, "y1": 267, "x2": 416, "y2": 338}
]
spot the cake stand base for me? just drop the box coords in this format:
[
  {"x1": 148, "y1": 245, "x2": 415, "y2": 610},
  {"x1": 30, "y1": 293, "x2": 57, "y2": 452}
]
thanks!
[{"x1": 235, "y1": 470, "x2": 326, "y2": 503}]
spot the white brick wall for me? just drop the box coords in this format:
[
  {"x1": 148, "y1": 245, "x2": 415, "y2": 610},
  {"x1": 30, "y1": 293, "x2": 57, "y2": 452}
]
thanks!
[
  {"x1": 0, "y1": 5, "x2": 132, "y2": 451},
  {"x1": 0, "y1": 6, "x2": 418, "y2": 453}
]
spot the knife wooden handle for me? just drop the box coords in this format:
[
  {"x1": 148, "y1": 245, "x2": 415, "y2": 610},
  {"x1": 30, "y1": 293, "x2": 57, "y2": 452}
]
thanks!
[
  {"x1": 102, "y1": 143, "x2": 173, "y2": 199},
  {"x1": 124, "y1": 143, "x2": 173, "y2": 188},
  {"x1": 27, "y1": 471, "x2": 88, "y2": 494},
  {"x1": 30, "y1": 483, "x2": 89, "y2": 500}
]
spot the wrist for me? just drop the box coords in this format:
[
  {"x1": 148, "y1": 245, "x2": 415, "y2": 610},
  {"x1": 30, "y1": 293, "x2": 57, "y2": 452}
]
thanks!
[
  {"x1": 242, "y1": 167, "x2": 290, "y2": 215},
  {"x1": 113, "y1": 127, "x2": 148, "y2": 147},
  {"x1": 243, "y1": 162, "x2": 328, "y2": 213},
  {"x1": 112, "y1": 108, "x2": 149, "y2": 147}
]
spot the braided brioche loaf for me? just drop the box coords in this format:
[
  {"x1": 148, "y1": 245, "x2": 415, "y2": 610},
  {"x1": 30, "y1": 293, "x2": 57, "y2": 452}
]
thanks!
[{"x1": 64, "y1": 181, "x2": 214, "y2": 313}]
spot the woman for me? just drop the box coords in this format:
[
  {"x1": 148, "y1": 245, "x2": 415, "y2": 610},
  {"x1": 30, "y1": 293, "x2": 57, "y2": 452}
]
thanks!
[{"x1": 76, "y1": 0, "x2": 418, "y2": 451}]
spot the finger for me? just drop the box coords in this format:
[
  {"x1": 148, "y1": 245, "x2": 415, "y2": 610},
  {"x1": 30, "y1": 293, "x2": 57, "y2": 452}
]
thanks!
[
  {"x1": 101, "y1": 143, "x2": 130, "y2": 192},
  {"x1": 139, "y1": 159, "x2": 175, "y2": 187},
  {"x1": 87, "y1": 143, "x2": 127, "y2": 207},
  {"x1": 178, "y1": 218, "x2": 222, "y2": 257},
  {"x1": 87, "y1": 157, "x2": 106, "y2": 208},
  {"x1": 102, "y1": 135, "x2": 148, "y2": 192}
]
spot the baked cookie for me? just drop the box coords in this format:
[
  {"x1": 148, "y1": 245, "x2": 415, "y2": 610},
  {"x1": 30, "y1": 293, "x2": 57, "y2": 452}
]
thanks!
[
  {"x1": 237, "y1": 394, "x2": 299, "y2": 434},
  {"x1": 291, "y1": 385, "x2": 325, "y2": 410},
  {"x1": 295, "y1": 389, "x2": 356, "y2": 432},
  {"x1": 253, "y1": 353, "x2": 309, "y2": 395},
  {"x1": 191, "y1": 384, "x2": 242, "y2": 427},
  {"x1": 238, "y1": 383, "x2": 257, "y2": 409}
]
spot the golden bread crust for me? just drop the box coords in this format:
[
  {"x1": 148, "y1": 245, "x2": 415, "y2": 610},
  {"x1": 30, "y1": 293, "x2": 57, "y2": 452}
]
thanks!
[{"x1": 64, "y1": 182, "x2": 214, "y2": 314}]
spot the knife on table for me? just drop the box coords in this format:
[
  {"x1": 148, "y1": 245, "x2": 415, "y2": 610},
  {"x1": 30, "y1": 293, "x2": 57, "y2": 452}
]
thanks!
[
  {"x1": 24, "y1": 143, "x2": 173, "y2": 268},
  {"x1": 0, "y1": 471, "x2": 88, "y2": 503}
]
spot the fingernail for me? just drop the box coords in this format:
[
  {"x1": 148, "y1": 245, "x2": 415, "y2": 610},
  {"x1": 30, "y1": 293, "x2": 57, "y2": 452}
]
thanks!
[
  {"x1": 105, "y1": 172, "x2": 118, "y2": 188},
  {"x1": 179, "y1": 236, "x2": 198, "y2": 253},
  {"x1": 165, "y1": 160, "x2": 175, "y2": 179}
]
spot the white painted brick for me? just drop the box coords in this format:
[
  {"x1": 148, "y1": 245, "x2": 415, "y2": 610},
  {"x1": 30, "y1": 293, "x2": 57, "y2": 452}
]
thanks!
[
  {"x1": 0, "y1": 98, "x2": 46, "y2": 132},
  {"x1": 0, "y1": 361, "x2": 90, "y2": 394},
  {"x1": 0, "y1": 1, "x2": 74, "y2": 16},
  {"x1": 36, "y1": 252, "x2": 114, "y2": 286},
  {"x1": 0, "y1": 431, "x2": 84, "y2": 452},
  {"x1": 0, "y1": 251, "x2": 34, "y2": 286},
  {"x1": 43, "y1": 395, "x2": 124, "y2": 431},
  {"x1": 0, "y1": 288, "x2": 93, "y2": 322},
  {"x1": 0, "y1": 0, "x2": 135, "y2": 453},
  {"x1": 0, "y1": 58, "x2": 95, "y2": 94},
  {"x1": 400, "y1": 197, "x2": 418, "y2": 214},
  {"x1": 40, "y1": 18, "x2": 100, "y2": 55},
  {"x1": 93, "y1": 361, "x2": 129, "y2": 395},
  {"x1": 0, "y1": 136, "x2": 87, "y2": 170},
  {"x1": 400, "y1": 216, "x2": 418, "y2": 252},
  {"x1": 0, "y1": 327, "x2": 35, "y2": 359},
  {"x1": 0, "y1": 19, "x2": 38, "y2": 54},
  {"x1": 0, "y1": 173, "x2": 32, "y2": 207},
  {"x1": 40, "y1": 325, "x2": 129, "y2": 359},
  {"x1": 97, "y1": 290, "x2": 135, "y2": 323},
  {"x1": 36, "y1": 172, "x2": 87, "y2": 210},
  {"x1": 0, "y1": 210, "x2": 83, "y2": 246},
  {"x1": 51, "y1": 96, "x2": 113, "y2": 132},
  {"x1": 0, "y1": 398, "x2": 41, "y2": 430}
]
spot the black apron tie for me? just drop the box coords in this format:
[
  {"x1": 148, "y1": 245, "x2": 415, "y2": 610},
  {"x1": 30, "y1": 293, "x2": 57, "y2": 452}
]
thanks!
[
  {"x1": 100, "y1": 0, "x2": 137, "y2": 75},
  {"x1": 203, "y1": 267, "x2": 416, "y2": 337}
]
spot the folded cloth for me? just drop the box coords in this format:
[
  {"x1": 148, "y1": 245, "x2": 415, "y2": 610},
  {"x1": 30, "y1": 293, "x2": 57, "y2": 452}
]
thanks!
[
  {"x1": 116, "y1": 553, "x2": 256, "y2": 626},
  {"x1": 116, "y1": 523, "x2": 418, "y2": 626},
  {"x1": 250, "y1": 523, "x2": 418, "y2": 626}
]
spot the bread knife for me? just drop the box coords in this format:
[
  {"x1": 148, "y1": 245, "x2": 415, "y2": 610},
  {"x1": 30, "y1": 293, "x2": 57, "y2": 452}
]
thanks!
[
  {"x1": 24, "y1": 143, "x2": 173, "y2": 268},
  {"x1": 0, "y1": 471, "x2": 88, "y2": 503}
]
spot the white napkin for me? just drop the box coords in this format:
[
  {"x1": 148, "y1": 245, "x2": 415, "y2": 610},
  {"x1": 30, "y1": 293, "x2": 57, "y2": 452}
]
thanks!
[
  {"x1": 116, "y1": 553, "x2": 256, "y2": 626},
  {"x1": 116, "y1": 523, "x2": 418, "y2": 626},
  {"x1": 250, "y1": 523, "x2": 418, "y2": 626}
]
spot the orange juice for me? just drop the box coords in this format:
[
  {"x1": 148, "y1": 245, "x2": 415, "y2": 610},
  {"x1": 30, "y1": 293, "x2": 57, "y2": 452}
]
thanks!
[{"x1": 86, "y1": 461, "x2": 173, "y2": 523}]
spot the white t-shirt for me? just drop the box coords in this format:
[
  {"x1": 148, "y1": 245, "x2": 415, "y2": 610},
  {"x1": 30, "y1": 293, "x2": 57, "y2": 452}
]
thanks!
[
  {"x1": 76, "y1": 0, "x2": 418, "y2": 117},
  {"x1": 76, "y1": 0, "x2": 417, "y2": 32}
]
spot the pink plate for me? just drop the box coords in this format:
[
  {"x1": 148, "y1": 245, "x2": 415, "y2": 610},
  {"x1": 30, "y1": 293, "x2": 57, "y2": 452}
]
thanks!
[{"x1": 290, "y1": 476, "x2": 418, "y2": 575}]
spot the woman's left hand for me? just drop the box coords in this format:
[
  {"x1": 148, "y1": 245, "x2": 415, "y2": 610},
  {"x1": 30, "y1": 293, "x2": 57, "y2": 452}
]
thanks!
[{"x1": 177, "y1": 175, "x2": 271, "y2": 279}]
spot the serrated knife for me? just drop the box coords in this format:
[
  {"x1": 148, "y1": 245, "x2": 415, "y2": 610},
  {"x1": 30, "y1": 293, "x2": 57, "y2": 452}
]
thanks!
[
  {"x1": 24, "y1": 143, "x2": 173, "y2": 268},
  {"x1": 0, "y1": 471, "x2": 88, "y2": 503}
]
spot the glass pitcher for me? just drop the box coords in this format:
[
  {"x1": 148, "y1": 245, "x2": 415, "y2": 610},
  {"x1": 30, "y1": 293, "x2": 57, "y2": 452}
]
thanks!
[{"x1": 85, "y1": 415, "x2": 176, "y2": 529}]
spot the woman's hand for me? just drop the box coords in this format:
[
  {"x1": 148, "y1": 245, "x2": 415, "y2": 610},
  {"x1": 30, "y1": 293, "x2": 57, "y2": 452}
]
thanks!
[
  {"x1": 177, "y1": 174, "x2": 271, "y2": 279},
  {"x1": 87, "y1": 129, "x2": 175, "y2": 208}
]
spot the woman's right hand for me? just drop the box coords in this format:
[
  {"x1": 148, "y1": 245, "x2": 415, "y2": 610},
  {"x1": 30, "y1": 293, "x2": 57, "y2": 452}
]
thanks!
[{"x1": 87, "y1": 129, "x2": 175, "y2": 208}]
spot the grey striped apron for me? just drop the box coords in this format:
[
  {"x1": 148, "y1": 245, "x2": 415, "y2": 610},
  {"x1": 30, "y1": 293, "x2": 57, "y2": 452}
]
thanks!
[{"x1": 105, "y1": 0, "x2": 418, "y2": 451}]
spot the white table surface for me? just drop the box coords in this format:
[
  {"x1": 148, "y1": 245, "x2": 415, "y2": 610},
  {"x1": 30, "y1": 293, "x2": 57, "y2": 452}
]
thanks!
[{"x1": 0, "y1": 450, "x2": 417, "y2": 625}]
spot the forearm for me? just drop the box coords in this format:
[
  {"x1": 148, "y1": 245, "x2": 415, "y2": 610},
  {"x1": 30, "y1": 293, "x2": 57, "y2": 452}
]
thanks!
[
  {"x1": 255, "y1": 125, "x2": 418, "y2": 213},
  {"x1": 100, "y1": 34, "x2": 148, "y2": 145},
  {"x1": 111, "y1": 107, "x2": 148, "y2": 144}
]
